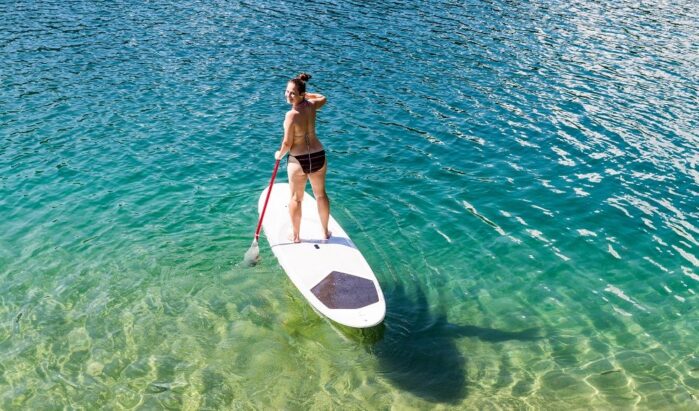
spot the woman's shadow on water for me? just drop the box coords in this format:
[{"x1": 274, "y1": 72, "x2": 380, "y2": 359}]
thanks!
[{"x1": 357, "y1": 283, "x2": 541, "y2": 404}]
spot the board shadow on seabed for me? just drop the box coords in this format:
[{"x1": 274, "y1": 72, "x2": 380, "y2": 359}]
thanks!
[{"x1": 335, "y1": 283, "x2": 542, "y2": 404}]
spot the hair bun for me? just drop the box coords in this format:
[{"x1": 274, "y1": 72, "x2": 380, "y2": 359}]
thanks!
[{"x1": 296, "y1": 73, "x2": 312, "y2": 82}]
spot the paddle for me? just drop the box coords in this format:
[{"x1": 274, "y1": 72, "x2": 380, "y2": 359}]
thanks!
[{"x1": 243, "y1": 158, "x2": 281, "y2": 266}]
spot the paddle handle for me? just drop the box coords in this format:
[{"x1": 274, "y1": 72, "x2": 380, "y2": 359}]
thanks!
[{"x1": 254, "y1": 159, "x2": 281, "y2": 242}]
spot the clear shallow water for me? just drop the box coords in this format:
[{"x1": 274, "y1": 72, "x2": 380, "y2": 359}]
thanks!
[{"x1": 1, "y1": 0, "x2": 698, "y2": 408}]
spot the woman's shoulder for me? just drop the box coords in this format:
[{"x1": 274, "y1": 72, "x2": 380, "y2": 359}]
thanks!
[
  {"x1": 286, "y1": 105, "x2": 310, "y2": 118},
  {"x1": 284, "y1": 109, "x2": 300, "y2": 126}
]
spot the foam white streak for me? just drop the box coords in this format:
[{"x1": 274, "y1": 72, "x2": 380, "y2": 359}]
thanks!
[
  {"x1": 435, "y1": 228, "x2": 452, "y2": 243},
  {"x1": 622, "y1": 195, "x2": 658, "y2": 216},
  {"x1": 557, "y1": 127, "x2": 589, "y2": 151},
  {"x1": 462, "y1": 200, "x2": 506, "y2": 236},
  {"x1": 516, "y1": 138, "x2": 539, "y2": 148},
  {"x1": 452, "y1": 129, "x2": 485, "y2": 146},
  {"x1": 425, "y1": 134, "x2": 444, "y2": 145},
  {"x1": 493, "y1": 225, "x2": 506, "y2": 236},
  {"x1": 509, "y1": 236, "x2": 522, "y2": 244},
  {"x1": 527, "y1": 229, "x2": 548, "y2": 243},
  {"x1": 509, "y1": 162, "x2": 523, "y2": 171},
  {"x1": 607, "y1": 199, "x2": 633, "y2": 218},
  {"x1": 643, "y1": 256, "x2": 669, "y2": 272},
  {"x1": 689, "y1": 168, "x2": 699, "y2": 185},
  {"x1": 531, "y1": 205, "x2": 555, "y2": 217},
  {"x1": 552, "y1": 247, "x2": 571, "y2": 261},
  {"x1": 541, "y1": 179, "x2": 554, "y2": 188},
  {"x1": 577, "y1": 229, "x2": 597, "y2": 237},
  {"x1": 653, "y1": 235, "x2": 668, "y2": 246},
  {"x1": 613, "y1": 306, "x2": 633, "y2": 317},
  {"x1": 605, "y1": 284, "x2": 647, "y2": 312},
  {"x1": 576, "y1": 173, "x2": 603, "y2": 183},
  {"x1": 559, "y1": 158, "x2": 576, "y2": 167},
  {"x1": 608, "y1": 147, "x2": 625, "y2": 157},
  {"x1": 668, "y1": 223, "x2": 698, "y2": 246},
  {"x1": 682, "y1": 267, "x2": 699, "y2": 282},
  {"x1": 667, "y1": 187, "x2": 683, "y2": 197},
  {"x1": 673, "y1": 246, "x2": 698, "y2": 267},
  {"x1": 501, "y1": 102, "x2": 525, "y2": 117},
  {"x1": 631, "y1": 171, "x2": 673, "y2": 182},
  {"x1": 678, "y1": 218, "x2": 699, "y2": 236},
  {"x1": 552, "y1": 146, "x2": 576, "y2": 166},
  {"x1": 642, "y1": 218, "x2": 656, "y2": 230},
  {"x1": 574, "y1": 187, "x2": 590, "y2": 197},
  {"x1": 608, "y1": 244, "x2": 621, "y2": 259},
  {"x1": 655, "y1": 197, "x2": 688, "y2": 221},
  {"x1": 540, "y1": 179, "x2": 565, "y2": 194}
]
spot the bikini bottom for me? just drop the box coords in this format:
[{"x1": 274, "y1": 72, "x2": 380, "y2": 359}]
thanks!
[{"x1": 289, "y1": 150, "x2": 326, "y2": 174}]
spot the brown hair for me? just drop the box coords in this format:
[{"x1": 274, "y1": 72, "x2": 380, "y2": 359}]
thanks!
[{"x1": 288, "y1": 73, "x2": 312, "y2": 94}]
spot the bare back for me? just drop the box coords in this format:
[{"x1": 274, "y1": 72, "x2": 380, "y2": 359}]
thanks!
[{"x1": 287, "y1": 101, "x2": 323, "y2": 155}]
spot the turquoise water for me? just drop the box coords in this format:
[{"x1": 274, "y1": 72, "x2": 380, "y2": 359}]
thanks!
[{"x1": 2, "y1": 0, "x2": 698, "y2": 408}]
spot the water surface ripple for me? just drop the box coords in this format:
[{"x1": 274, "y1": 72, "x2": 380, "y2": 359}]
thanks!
[{"x1": 1, "y1": 0, "x2": 698, "y2": 408}]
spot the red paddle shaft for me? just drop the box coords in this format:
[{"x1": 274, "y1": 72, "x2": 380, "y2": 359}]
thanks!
[{"x1": 254, "y1": 159, "x2": 281, "y2": 242}]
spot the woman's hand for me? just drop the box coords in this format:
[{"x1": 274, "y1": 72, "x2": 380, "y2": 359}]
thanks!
[
  {"x1": 275, "y1": 150, "x2": 283, "y2": 160},
  {"x1": 305, "y1": 92, "x2": 327, "y2": 109}
]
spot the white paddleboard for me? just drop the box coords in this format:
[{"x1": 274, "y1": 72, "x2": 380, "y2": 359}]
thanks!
[{"x1": 258, "y1": 183, "x2": 386, "y2": 328}]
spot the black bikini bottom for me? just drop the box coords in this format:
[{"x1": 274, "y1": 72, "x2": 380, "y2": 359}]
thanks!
[{"x1": 289, "y1": 150, "x2": 326, "y2": 174}]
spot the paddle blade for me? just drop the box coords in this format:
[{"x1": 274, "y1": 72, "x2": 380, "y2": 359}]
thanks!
[{"x1": 243, "y1": 240, "x2": 260, "y2": 267}]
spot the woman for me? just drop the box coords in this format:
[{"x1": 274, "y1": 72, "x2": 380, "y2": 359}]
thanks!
[{"x1": 274, "y1": 73, "x2": 329, "y2": 243}]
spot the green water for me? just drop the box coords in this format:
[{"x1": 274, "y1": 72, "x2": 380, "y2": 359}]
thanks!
[{"x1": 2, "y1": 0, "x2": 698, "y2": 409}]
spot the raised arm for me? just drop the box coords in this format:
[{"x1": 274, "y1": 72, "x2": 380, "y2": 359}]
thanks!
[
  {"x1": 305, "y1": 92, "x2": 327, "y2": 109},
  {"x1": 275, "y1": 112, "x2": 295, "y2": 160}
]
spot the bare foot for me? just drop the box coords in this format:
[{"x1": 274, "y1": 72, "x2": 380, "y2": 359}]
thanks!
[
  {"x1": 323, "y1": 230, "x2": 332, "y2": 240},
  {"x1": 287, "y1": 233, "x2": 301, "y2": 243}
]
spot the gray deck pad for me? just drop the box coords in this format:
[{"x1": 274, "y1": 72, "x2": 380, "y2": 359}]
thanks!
[{"x1": 311, "y1": 271, "x2": 379, "y2": 309}]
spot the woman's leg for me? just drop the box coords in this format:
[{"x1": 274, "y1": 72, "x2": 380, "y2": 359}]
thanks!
[
  {"x1": 308, "y1": 161, "x2": 330, "y2": 239},
  {"x1": 287, "y1": 157, "x2": 307, "y2": 243}
]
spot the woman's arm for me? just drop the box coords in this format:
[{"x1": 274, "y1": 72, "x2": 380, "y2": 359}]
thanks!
[
  {"x1": 305, "y1": 92, "x2": 327, "y2": 109},
  {"x1": 275, "y1": 112, "x2": 294, "y2": 160}
]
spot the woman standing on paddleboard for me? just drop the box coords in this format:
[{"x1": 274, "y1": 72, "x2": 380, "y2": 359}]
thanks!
[{"x1": 274, "y1": 73, "x2": 330, "y2": 243}]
